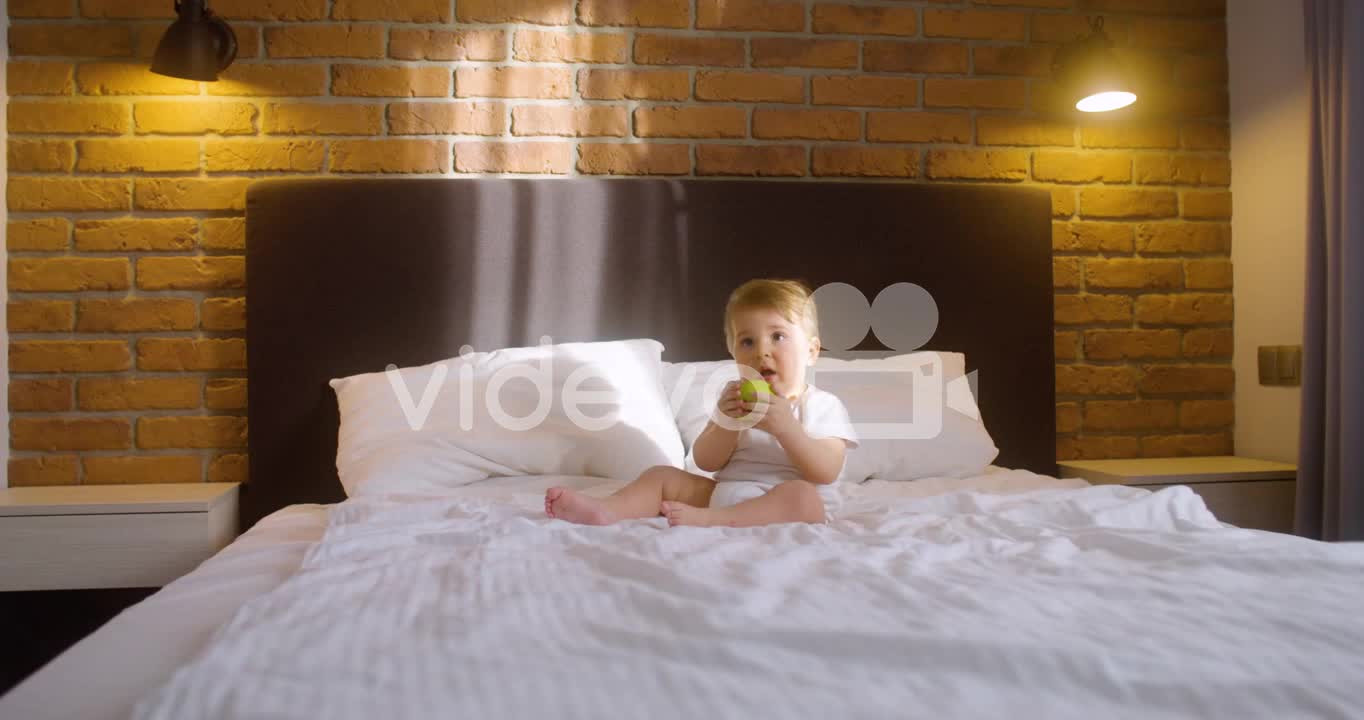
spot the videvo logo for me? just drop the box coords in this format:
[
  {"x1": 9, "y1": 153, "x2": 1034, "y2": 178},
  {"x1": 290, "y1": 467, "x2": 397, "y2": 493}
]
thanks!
[{"x1": 380, "y1": 282, "x2": 980, "y2": 440}]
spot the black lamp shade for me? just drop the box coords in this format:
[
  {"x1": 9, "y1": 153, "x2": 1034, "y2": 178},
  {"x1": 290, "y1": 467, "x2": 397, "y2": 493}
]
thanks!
[
  {"x1": 151, "y1": 0, "x2": 237, "y2": 82},
  {"x1": 1052, "y1": 18, "x2": 1137, "y2": 113}
]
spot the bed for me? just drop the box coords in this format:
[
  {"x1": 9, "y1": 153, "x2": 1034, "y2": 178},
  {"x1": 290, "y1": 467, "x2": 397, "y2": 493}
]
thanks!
[{"x1": 1, "y1": 179, "x2": 1361, "y2": 720}]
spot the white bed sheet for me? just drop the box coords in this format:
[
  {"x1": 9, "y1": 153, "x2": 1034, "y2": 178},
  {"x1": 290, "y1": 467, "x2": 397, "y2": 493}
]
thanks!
[
  {"x1": 0, "y1": 470, "x2": 1072, "y2": 720},
  {"x1": 123, "y1": 476, "x2": 1363, "y2": 720},
  {"x1": 14, "y1": 470, "x2": 1356, "y2": 720}
]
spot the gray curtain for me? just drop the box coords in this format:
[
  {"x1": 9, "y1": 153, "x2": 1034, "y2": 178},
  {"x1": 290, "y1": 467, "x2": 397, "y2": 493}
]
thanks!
[{"x1": 1298, "y1": 0, "x2": 1364, "y2": 541}]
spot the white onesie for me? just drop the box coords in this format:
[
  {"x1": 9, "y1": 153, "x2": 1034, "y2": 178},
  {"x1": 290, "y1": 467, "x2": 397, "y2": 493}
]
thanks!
[{"x1": 707, "y1": 384, "x2": 859, "y2": 517}]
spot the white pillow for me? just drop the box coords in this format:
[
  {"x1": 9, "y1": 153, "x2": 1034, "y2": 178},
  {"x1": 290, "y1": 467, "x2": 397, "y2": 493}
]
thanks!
[
  {"x1": 662, "y1": 352, "x2": 998, "y2": 483},
  {"x1": 331, "y1": 339, "x2": 685, "y2": 497}
]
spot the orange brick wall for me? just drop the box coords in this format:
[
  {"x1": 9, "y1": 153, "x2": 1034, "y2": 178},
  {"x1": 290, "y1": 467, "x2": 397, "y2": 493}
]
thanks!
[{"x1": 6, "y1": 0, "x2": 1233, "y2": 486}]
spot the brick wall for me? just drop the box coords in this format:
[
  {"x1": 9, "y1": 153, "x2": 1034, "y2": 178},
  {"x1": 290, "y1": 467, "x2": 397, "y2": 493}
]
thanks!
[{"x1": 6, "y1": 0, "x2": 1232, "y2": 486}]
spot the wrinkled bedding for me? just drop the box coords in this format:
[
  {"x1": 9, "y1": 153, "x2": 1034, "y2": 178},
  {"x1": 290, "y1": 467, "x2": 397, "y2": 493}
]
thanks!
[{"x1": 133, "y1": 474, "x2": 1364, "y2": 720}]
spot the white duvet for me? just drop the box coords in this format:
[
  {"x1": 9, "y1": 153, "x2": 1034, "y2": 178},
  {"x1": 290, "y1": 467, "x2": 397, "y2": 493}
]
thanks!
[{"x1": 134, "y1": 474, "x2": 1364, "y2": 720}]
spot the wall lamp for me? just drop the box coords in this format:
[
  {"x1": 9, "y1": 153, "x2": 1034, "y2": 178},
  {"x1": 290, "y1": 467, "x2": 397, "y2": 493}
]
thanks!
[
  {"x1": 150, "y1": 0, "x2": 238, "y2": 82},
  {"x1": 1052, "y1": 17, "x2": 1137, "y2": 113}
]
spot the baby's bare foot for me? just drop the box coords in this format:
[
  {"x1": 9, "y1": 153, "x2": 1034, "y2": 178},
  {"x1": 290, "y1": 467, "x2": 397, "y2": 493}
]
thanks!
[
  {"x1": 661, "y1": 501, "x2": 714, "y2": 527},
  {"x1": 545, "y1": 487, "x2": 615, "y2": 526}
]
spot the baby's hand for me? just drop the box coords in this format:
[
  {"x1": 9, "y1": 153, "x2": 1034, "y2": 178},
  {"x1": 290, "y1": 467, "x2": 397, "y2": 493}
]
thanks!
[
  {"x1": 750, "y1": 393, "x2": 800, "y2": 439},
  {"x1": 716, "y1": 381, "x2": 748, "y2": 420}
]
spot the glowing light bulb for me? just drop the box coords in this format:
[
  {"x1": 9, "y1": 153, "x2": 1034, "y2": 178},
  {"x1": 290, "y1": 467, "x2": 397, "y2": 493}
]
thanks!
[{"x1": 1076, "y1": 91, "x2": 1137, "y2": 113}]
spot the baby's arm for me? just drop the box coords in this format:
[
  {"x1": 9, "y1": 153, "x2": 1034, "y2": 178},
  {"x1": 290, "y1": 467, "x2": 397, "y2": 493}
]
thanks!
[
  {"x1": 692, "y1": 422, "x2": 740, "y2": 472},
  {"x1": 774, "y1": 430, "x2": 846, "y2": 485},
  {"x1": 752, "y1": 393, "x2": 847, "y2": 484},
  {"x1": 692, "y1": 381, "x2": 745, "y2": 472}
]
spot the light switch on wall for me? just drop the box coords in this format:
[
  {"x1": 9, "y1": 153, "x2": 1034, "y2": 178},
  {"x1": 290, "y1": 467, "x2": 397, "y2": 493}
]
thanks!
[{"x1": 1258, "y1": 345, "x2": 1302, "y2": 386}]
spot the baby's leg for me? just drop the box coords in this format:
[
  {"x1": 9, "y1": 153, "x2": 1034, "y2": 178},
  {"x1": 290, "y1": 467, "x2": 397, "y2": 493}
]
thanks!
[
  {"x1": 546, "y1": 466, "x2": 715, "y2": 525},
  {"x1": 662, "y1": 480, "x2": 825, "y2": 528}
]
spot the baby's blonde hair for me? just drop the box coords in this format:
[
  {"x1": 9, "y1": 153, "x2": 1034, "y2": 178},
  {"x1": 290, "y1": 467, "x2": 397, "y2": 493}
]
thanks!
[{"x1": 724, "y1": 279, "x2": 820, "y2": 354}]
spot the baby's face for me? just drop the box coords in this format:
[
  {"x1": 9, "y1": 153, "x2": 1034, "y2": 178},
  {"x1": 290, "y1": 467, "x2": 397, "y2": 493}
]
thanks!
[{"x1": 729, "y1": 307, "x2": 818, "y2": 399}]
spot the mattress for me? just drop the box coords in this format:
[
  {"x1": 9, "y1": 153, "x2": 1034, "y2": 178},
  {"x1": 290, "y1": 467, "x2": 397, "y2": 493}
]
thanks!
[{"x1": 7, "y1": 471, "x2": 1363, "y2": 720}]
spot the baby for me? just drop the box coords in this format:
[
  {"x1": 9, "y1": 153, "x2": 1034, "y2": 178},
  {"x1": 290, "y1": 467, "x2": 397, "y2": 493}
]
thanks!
[{"x1": 545, "y1": 279, "x2": 858, "y2": 528}]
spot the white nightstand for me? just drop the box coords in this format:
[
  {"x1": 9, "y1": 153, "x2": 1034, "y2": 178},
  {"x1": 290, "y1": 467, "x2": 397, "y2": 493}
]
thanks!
[
  {"x1": 0, "y1": 483, "x2": 240, "y2": 592},
  {"x1": 1057, "y1": 457, "x2": 1297, "y2": 533}
]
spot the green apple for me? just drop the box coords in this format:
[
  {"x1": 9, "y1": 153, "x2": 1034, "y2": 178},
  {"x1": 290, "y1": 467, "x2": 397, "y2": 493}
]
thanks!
[{"x1": 740, "y1": 378, "x2": 772, "y2": 403}]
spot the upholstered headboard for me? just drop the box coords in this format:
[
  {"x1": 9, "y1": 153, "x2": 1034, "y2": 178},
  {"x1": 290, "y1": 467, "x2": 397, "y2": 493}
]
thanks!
[{"x1": 244, "y1": 178, "x2": 1054, "y2": 528}]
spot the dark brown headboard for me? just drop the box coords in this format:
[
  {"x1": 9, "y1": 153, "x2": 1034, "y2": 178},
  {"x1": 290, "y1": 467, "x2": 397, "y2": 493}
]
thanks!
[{"x1": 245, "y1": 178, "x2": 1054, "y2": 528}]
